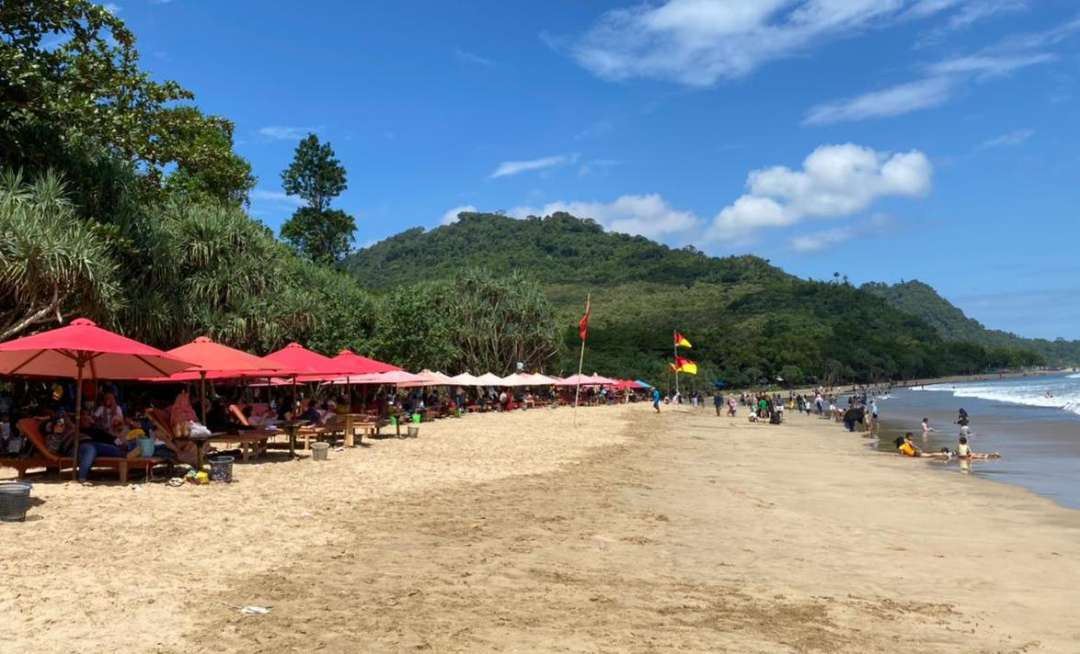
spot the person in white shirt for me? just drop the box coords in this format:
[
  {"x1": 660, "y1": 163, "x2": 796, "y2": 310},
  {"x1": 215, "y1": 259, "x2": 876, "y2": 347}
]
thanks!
[{"x1": 89, "y1": 392, "x2": 125, "y2": 441}]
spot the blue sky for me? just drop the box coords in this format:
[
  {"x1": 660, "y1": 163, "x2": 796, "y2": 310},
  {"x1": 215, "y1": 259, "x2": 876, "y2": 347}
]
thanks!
[{"x1": 112, "y1": 1, "x2": 1078, "y2": 339}]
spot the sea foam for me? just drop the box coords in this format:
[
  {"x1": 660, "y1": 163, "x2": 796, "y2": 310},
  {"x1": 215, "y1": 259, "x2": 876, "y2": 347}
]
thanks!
[{"x1": 914, "y1": 377, "x2": 1080, "y2": 416}]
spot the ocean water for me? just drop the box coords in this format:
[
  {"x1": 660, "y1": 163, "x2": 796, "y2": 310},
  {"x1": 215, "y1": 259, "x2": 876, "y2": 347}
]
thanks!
[{"x1": 875, "y1": 373, "x2": 1080, "y2": 508}]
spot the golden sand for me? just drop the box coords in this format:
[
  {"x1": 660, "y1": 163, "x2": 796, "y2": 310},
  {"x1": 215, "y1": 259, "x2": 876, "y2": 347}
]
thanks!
[{"x1": 4, "y1": 404, "x2": 1080, "y2": 652}]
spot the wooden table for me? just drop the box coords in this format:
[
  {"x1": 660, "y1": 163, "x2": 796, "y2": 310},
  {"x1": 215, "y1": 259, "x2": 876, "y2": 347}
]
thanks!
[
  {"x1": 279, "y1": 420, "x2": 307, "y2": 458},
  {"x1": 343, "y1": 413, "x2": 379, "y2": 446},
  {"x1": 207, "y1": 430, "x2": 275, "y2": 462}
]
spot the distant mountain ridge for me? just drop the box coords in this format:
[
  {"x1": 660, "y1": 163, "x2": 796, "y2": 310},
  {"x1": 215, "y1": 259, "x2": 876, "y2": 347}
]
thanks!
[
  {"x1": 862, "y1": 280, "x2": 1080, "y2": 366},
  {"x1": 344, "y1": 212, "x2": 1068, "y2": 383}
]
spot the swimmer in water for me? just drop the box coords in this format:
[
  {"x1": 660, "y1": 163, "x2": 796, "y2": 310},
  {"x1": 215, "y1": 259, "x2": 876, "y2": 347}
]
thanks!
[
  {"x1": 955, "y1": 435, "x2": 1001, "y2": 460},
  {"x1": 921, "y1": 417, "x2": 934, "y2": 439},
  {"x1": 895, "y1": 433, "x2": 950, "y2": 460}
]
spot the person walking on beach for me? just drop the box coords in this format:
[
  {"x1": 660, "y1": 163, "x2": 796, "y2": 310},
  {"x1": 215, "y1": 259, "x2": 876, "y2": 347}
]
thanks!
[
  {"x1": 652, "y1": 387, "x2": 661, "y2": 413},
  {"x1": 713, "y1": 392, "x2": 723, "y2": 417},
  {"x1": 921, "y1": 418, "x2": 935, "y2": 440}
]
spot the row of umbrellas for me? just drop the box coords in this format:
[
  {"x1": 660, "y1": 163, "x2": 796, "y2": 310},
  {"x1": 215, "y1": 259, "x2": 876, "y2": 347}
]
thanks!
[
  {"x1": 319, "y1": 370, "x2": 648, "y2": 389},
  {"x1": 0, "y1": 318, "x2": 653, "y2": 478}
]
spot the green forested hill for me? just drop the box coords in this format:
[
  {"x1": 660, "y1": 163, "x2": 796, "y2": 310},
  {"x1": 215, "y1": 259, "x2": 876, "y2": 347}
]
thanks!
[
  {"x1": 862, "y1": 281, "x2": 1080, "y2": 366},
  {"x1": 346, "y1": 212, "x2": 782, "y2": 288},
  {"x1": 345, "y1": 212, "x2": 1052, "y2": 387}
]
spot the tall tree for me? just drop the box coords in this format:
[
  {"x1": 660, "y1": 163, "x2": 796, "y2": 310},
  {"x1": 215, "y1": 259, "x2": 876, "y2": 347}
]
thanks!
[
  {"x1": 280, "y1": 134, "x2": 355, "y2": 263},
  {"x1": 0, "y1": 0, "x2": 254, "y2": 205}
]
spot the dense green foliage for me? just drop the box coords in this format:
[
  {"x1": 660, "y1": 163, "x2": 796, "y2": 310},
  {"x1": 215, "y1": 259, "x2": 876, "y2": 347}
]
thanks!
[
  {"x1": 373, "y1": 270, "x2": 559, "y2": 374},
  {"x1": 347, "y1": 212, "x2": 779, "y2": 288},
  {"x1": 0, "y1": 170, "x2": 119, "y2": 339},
  {"x1": 862, "y1": 281, "x2": 1080, "y2": 368},
  {"x1": 279, "y1": 133, "x2": 355, "y2": 264},
  {"x1": 1, "y1": 1, "x2": 253, "y2": 204},
  {"x1": 347, "y1": 213, "x2": 1053, "y2": 386}
]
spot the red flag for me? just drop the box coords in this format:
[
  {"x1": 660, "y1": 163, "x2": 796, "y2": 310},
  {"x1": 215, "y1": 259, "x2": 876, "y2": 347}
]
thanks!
[{"x1": 578, "y1": 296, "x2": 591, "y2": 342}]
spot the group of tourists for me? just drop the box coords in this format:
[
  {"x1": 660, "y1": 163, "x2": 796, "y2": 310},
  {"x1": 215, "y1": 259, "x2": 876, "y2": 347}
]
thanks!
[{"x1": 894, "y1": 408, "x2": 999, "y2": 461}]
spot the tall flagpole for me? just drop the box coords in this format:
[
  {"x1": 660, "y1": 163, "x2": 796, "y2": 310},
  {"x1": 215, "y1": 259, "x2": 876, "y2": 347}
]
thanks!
[
  {"x1": 673, "y1": 329, "x2": 679, "y2": 399},
  {"x1": 573, "y1": 293, "x2": 590, "y2": 426}
]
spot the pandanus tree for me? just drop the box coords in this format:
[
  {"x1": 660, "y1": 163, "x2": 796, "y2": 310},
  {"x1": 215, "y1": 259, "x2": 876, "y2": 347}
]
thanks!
[{"x1": 0, "y1": 170, "x2": 120, "y2": 340}]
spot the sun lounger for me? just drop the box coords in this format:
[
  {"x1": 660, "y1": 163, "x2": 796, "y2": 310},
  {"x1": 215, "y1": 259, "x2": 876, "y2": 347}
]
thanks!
[
  {"x1": 145, "y1": 408, "x2": 200, "y2": 467},
  {"x1": 3, "y1": 418, "x2": 164, "y2": 483}
]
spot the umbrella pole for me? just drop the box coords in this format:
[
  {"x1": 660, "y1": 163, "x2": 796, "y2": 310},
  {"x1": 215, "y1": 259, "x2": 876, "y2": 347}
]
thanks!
[
  {"x1": 291, "y1": 376, "x2": 298, "y2": 417},
  {"x1": 199, "y1": 371, "x2": 208, "y2": 424},
  {"x1": 71, "y1": 359, "x2": 85, "y2": 481}
]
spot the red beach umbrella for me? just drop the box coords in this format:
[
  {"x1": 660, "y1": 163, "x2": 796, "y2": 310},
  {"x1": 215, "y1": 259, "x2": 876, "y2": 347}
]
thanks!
[
  {"x1": 330, "y1": 349, "x2": 401, "y2": 375},
  {"x1": 264, "y1": 343, "x2": 351, "y2": 413},
  {"x1": 148, "y1": 337, "x2": 293, "y2": 420},
  {"x1": 264, "y1": 342, "x2": 346, "y2": 378},
  {"x1": 0, "y1": 318, "x2": 195, "y2": 478}
]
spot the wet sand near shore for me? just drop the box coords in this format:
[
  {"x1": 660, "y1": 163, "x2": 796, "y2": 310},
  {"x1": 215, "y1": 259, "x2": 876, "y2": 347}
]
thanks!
[{"x1": 6, "y1": 405, "x2": 1080, "y2": 652}]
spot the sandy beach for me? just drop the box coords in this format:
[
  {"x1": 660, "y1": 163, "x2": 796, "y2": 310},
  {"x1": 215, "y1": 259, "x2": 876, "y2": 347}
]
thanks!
[{"x1": 5, "y1": 404, "x2": 1080, "y2": 653}]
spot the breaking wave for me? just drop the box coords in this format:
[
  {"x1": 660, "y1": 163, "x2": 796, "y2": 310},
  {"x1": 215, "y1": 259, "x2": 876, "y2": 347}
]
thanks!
[{"x1": 912, "y1": 377, "x2": 1080, "y2": 416}]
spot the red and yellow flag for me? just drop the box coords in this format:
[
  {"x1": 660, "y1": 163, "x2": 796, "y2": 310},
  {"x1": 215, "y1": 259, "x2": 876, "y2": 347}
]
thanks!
[
  {"x1": 578, "y1": 296, "x2": 591, "y2": 342},
  {"x1": 674, "y1": 332, "x2": 692, "y2": 348},
  {"x1": 675, "y1": 356, "x2": 698, "y2": 375}
]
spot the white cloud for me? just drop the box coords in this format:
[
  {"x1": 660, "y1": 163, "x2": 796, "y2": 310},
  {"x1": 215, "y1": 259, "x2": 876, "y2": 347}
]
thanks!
[
  {"x1": 980, "y1": 128, "x2": 1034, "y2": 148},
  {"x1": 804, "y1": 77, "x2": 952, "y2": 125},
  {"x1": 943, "y1": 0, "x2": 1027, "y2": 29},
  {"x1": 711, "y1": 144, "x2": 931, "y2": 240},
  {"x1": 790, "y1": 226, "x2": 858, "y2": 252},
  {"x1": 912, "y1": 1, "x2": 1028, "y2": 46},
  {"x1": 805, "y1": 37, "x2": 1061, "y2": 125},
  {"x1": 454, "y1": 48, "x2": 494, "y2": 67},
  {"x1": 927, "y1": 52, "x2": 1055, "y2": 78},
  {"x1": 509, "y1": 194, "x2": 701, "y2": 241},
  {"x1": 441, "y1": 205, "x2": 478, "y2": 225},
  {"x1": 249, "y1": 189, "x2": 304, "y2": 207},
  {"x1": 490, "y1": 154, "x2": 577, "y2": 179},
  {"x1": 789, "y1": 214, "x2": 892, "y2": 252},
  {"x1": 565, "y1": 0, "x2": 939, "y2": 87},
  {"x1": 257, "y1": 126, "x2": 317, "y2": 141},
  {"x1": 577, "y1": 158, "x2": 622, "y2": 177}
]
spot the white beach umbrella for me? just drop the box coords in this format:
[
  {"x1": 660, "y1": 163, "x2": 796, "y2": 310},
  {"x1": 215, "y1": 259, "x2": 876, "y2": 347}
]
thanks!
[
  {"x1": 448, "y1": 372, "x2": 481, "y2": 386},
  {"x1": 474, "y1": 372, "x2": 503, "y2": 386},
  {"x1": 523, "y1": 373, "x2": 558, "y2": 385},
  {"x1": 500, "y1": 372, "x2": 532, "y2": 387}
]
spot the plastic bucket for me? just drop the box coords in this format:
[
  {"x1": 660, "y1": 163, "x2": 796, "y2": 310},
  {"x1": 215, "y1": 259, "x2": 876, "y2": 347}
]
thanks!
[
  {"x1": 407, "y1": 426, "x2": 419, "y2": 439},
  {"x1": 209, "y1": 456, "x2": 234, "y2": 483},
  {"x1": 411, "y1": 413, "x2": 421, "y2": 424},
  {"x1": 390, "y1": 416, "x2": 398, "y2": 427},
  {"x1": 137, "y1": 437, "x2": 156, "y2": 458},
  {"x1": 0, "y1": 482, "x2": 32, "y2": 522},
  {"x1": 311, "y1": 442, "x2": 330, "y2": 461}
]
